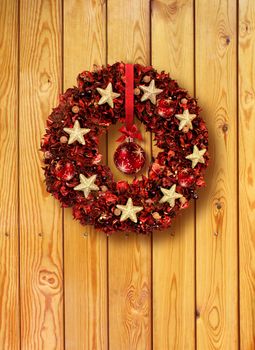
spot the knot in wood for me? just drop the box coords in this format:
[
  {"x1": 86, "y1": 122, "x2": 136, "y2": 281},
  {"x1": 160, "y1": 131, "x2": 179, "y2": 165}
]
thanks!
[
  {"x1": 240, "y1": 21, "x2": 250, "y2": 35},
  {"x1": 38, "y1": 269, "x2": 61, "y2": 295},
  {"x1": 216, "y1": 201, "x2": 222, "y2": 210},
  {"x1": 225, "y1": 36, "x2": 230, "y2": 45},
  {"x1": 222, "y1": 124, "x2": 228, "y2": 133}
]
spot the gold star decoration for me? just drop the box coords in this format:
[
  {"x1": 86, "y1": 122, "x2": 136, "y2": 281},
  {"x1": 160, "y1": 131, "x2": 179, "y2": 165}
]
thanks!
[
  {"x1": 185, "y1": 145, "x2": 206, "y2": 168},
  {"x1": 96, "y1": 82, "x2": 120, "y2": 108},
  {"x1": 63, "y1": 120, "x2": 90, "y2": 145},
  {"x1": 175, "y1": 109, "x2": 196, "y2": 131},
  {"x1": 116, "y1": 198, "x2": 143, "y2": 223},
  {"x1": 74, "y1": 174, "x2": 99, "y2": 198},
  {"x1": 160, "y1": 184, "x2": 183, "y2": 208},
  {"x1": 139, "y1": 79, "x2": 163, "y2": 105}
]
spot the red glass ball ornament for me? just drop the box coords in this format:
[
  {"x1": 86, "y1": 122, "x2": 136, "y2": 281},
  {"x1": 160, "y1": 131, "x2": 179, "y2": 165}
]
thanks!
[
  {"x1": 178, "y1": 169, "x2": 195, "y2": 187},
  {"x1": 114, "y1": 141, "x2": 146, "y2": 174},
  {"x1": 55, "y1": 160, "x2": 75, "y2": 181}
]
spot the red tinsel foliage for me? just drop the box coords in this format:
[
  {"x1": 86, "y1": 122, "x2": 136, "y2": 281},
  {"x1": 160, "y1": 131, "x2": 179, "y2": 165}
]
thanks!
[{"x1": 41, "y1": 62, "x2": 209, "y2": 234}]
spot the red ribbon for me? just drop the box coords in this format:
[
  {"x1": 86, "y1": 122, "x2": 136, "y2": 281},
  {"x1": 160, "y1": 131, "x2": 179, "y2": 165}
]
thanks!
[
  {"x1": 117, "y1": 63, "x2": 142, "y2": 142},
  {"x1": 116, "y1": 124, "x2": 143, "y2": 142},
  {"x1": 125, "y1": 63, "x2": 134, "y2": 131}
]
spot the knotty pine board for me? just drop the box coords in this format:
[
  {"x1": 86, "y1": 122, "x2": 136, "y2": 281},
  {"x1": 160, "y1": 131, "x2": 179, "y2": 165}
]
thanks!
[
  {"x1": 0, "y1": 0, "x2": 20, "y2": 349},
  {"x1": 107, "y1": 1, "x2": 152, "y2": 349},
  {"x1": 63, "y1": 0, "x2": 108, "y2": 349},
  {"x1": 239, "y1": 0, "x2": 255, "y2": 349},
  {"x1": 19, "y1": 0, "x2": 64, "y2": 349},
  {"x1": 151, "y1": 0, "x2": 195, "y2": 349},
  {"x1": 195, "y1": 0, "x2": 238, "y2": 348}
]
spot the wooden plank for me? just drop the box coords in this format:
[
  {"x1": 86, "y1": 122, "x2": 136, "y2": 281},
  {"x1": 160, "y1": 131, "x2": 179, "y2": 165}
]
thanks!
[
  {"x1": 19, "y1": 0, "x2": 63, "y2": 348},
  {"x1": 0, "y1": 0, "x2": 20, "y2": 349},
  {"x1": 63, "y1": 1, "x2": 108, "y2": 349},
  {"x1": 151, "y1": 1, "x2": 195, "y2": 349},
  {"x1": 239, "y1": 0, "x2": 255, "y2": 348},
  {"x1": 195, "y1": 0, "x2": 238, "y2": 348},
  {"x1": 107, "y1": 1, "x2": 151, "y2": 349}
]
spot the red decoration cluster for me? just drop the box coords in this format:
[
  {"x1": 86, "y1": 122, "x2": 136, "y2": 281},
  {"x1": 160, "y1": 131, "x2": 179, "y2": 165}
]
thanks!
[{"x1": 41, "y1": 62, "x2": 209, "y2": 234}]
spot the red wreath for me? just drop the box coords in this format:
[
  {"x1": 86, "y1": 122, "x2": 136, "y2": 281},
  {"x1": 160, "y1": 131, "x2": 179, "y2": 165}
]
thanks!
[{"x1": 41, "y1": 62, "x2": 209, "y2": 234}]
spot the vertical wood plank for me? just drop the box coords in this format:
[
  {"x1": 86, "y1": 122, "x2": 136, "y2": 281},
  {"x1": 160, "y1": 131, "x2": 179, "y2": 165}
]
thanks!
[
  {"x1": 107, "y1": 1, "x2": 152, "y2": 349},
  {"x1": 0, "y1": 0, "x2": 20, "y2": 349},
  {"x1": 195, "y1": 0, "x2": 238, "y2": 348},
  {"x1": 19, "y1": 0, "x2": 63, "y2": 349},
  {"x1": 239, "y1": 0, "x2": 255, "y2": 348},
  {"x1": 151, "y1": 0, "x2": 195, "y2": 349},
  {"x1": 63, "y1": 1, "x2": 108, "y2": 349}
]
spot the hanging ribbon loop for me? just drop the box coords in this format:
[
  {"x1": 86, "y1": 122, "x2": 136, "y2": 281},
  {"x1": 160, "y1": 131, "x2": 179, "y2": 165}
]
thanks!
[
  {"x1": 116, "y1": 63, "x2": 142, "y2": 142},
  {"x1": 125, "y1": 63, "x2": 135, "y2": 131},
  {"x1": 114, "y1": 63, "x2": 142, "y2": 143}
]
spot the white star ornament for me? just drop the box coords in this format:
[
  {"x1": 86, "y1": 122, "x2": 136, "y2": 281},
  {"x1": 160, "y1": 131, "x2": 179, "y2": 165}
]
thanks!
[
  {"x1": 139, "y1": 79, "x2": 163, "y2": 105},
  {"x1": 160, "y1": 184, "x2": 183, "y2": 208},
  {"x1": 175, "y1": 109, "x2": 196, "y2": 131},
  {"x1": 96, "y1": 82, "x2": 120, "y2": 108},
  {"x1": 116, "y1": 198, "x2": 143, "y2": 223},
  {"x1": 63, "y1": 120, "x2": 90, "y2": 145},
  {"x1": 185, "y1": 145, "x2": 206, "y2": 168},
  {"x1": 74, "y1": 174, "x2": 99, "y2": 198}
]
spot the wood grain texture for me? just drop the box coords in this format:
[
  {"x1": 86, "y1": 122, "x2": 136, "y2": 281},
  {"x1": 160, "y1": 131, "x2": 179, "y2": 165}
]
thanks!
[
  {"x1": 2, "y1": 1, "x2": 255, "y2": 348},
  {"x1": 63, "y1": 1, "x2": 108, "y2": 349},
  {"x1": 19, "y1": 0, "x2": 63, "y2": 348},
  {"x1": 0, "y1": 0, "x2": 20, "y2": 349},
  {"x1": 195, "y1": 0, "x2": 238, "y2": 349},
  {"x1": 151, "y1": 1, "x2": 195, "y2": 349},
  {"x1": 107, "y1": 1, "x2": 152, "y2": 349},
  {"x1": 108, "y1": 234, "x2": 151, "y2": 349},
  {"x1": 239, "y1": 0, "x2": 255, "y2": 348}
]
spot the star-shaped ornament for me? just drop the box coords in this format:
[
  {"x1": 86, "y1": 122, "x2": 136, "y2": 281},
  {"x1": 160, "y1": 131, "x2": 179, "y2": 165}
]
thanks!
[
  {"x1": 63, "y1": 120, "x2": 90, "y2": 145},
  {"x1": 186, "y1": 145, "x2": 206, "y2": 168},
  {"x1": 96, "y1": 82, "x2": 120, "y2": 108},
  {"x1": 175, "y1": 109, "x2": 196, "y2": 131},
  {"x1": 74, "y1": 174, "x2": 99, "y2": 198},
  {"x1": 160, "y1": 184, "x2": 183, "y2": 208},
  {"x1": 116, "y1": 198, "x2": 143, "y2": 223},
  {"x1": 139, "y1": 79, "x2": 163, "y2": 104}
]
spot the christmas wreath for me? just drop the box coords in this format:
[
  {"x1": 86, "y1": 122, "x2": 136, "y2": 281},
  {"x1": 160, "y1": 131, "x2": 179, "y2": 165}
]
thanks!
[{"x1": 41, "y1": 62, "x2": 209, "y2": 234}]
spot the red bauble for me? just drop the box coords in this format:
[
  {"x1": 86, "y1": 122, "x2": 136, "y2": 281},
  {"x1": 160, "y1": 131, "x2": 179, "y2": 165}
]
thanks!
[
  {"x1": 55, "y1": 160, "x2": 75, "y2": 181},
  {"x1": 178, "y1": 169, "x2": 195, "y2": 187},
  {"x1": 157, "y1": 99, "x2": 175, "y2": 118},
  {"x1": 114, "y1": 141, "x2": 146, "y2": 174}
]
